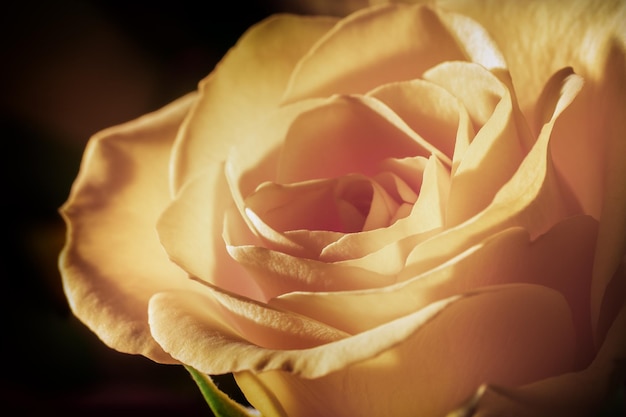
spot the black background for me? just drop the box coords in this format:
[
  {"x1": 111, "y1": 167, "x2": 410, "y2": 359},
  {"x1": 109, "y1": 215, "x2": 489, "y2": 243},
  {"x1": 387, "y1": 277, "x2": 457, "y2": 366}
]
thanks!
[{"x1": 0, "y1": 1, "x2": 348, "y2": 416}]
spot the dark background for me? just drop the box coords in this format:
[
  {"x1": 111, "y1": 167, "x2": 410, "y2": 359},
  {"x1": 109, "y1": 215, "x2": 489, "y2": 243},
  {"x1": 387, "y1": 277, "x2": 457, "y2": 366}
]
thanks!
[{"x1": 0, "y1": 1, "x2": 352, "y2": 416}]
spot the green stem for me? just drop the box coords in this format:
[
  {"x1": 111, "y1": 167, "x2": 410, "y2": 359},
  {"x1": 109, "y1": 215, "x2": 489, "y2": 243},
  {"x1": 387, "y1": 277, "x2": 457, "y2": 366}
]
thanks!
[{"x1": 185, "y1": 366, "x2": 259, "y2": 417}]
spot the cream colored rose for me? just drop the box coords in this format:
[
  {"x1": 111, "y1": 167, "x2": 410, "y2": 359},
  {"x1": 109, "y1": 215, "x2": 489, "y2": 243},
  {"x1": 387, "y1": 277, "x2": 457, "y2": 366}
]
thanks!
[{"x1": 59, "y1": 1, "x2": 626, "y2": 416}]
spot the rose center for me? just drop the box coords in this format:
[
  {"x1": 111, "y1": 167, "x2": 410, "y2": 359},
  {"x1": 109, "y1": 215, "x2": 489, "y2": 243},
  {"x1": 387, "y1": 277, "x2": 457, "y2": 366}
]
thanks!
[{"x1": 245, "y1": 170, "x2": 419, "y2": 234}]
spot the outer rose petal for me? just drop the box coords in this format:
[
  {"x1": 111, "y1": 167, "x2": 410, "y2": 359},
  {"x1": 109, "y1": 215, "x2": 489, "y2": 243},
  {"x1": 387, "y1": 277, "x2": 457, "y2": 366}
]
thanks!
[
  {"x1": 459, "y1": 303, "x2": 626, "y2": 417},
  {"x1": 281, "y1": 3, "x2": 505, "y2": 102},
  {"x1": 436, "y1": 0, "x2": 626, "y2": 350},
  {"x1": 233, "y1": 285, "x2": 577, "y2": 417},
  {"x1": 59, "y1": 93, "x2": 198, "y2": 362},
  {"x1": 170, "y1": 14, "x2": 337, "y2": 194}
]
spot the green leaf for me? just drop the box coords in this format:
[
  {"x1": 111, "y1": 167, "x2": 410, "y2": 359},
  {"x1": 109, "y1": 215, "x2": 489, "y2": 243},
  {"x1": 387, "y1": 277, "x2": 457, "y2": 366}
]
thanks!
[{"x1": 185, "y1": 366, "x2": 260, "y2": 417}]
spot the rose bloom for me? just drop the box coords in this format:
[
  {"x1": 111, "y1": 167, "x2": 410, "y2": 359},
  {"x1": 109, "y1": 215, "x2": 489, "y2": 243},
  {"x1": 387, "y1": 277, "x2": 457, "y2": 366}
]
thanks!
[{"x1": 59, "y1": 1, "x2": 626, "y2": 416}]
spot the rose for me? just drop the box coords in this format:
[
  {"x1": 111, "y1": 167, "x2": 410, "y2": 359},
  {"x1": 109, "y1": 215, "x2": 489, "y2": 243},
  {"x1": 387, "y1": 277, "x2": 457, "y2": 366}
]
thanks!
[{"x1": 59, "y1": 1, "x2": 626, "y2": 416}]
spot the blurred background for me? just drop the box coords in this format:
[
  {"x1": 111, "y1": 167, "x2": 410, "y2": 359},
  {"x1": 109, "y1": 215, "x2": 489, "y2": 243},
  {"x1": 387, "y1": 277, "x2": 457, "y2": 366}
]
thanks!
[{"x1": 0, "y1": 1, "x2": 366, "y2": 415}]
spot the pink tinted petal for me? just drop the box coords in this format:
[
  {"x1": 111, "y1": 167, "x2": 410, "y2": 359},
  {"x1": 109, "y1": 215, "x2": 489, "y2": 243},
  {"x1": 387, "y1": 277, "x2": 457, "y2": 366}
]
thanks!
[
  {"x1": 245, "y1": 176, "x2": 375, "y2": 234},
  {"x1": 282, "y1": 4, "x2": 466, "y2": 103},
  {"x1": 171, "y1": 15, "x2": 337, "y2": 193},
  {"x1": 157, "y1": 164, "x2": 264, "y2": 301},
  {"x1": 59, "y1": 93, "x2": 198, "y2": 362},
  {"x1": 277, "y1": 95, "x2": 445, "y2": 184},
  {"x1": 238, "y1": 285, "x2": 577, "y2": 417},
  {"x1": 317, "y1": 155, "x2": 446, "y2": 263},
  {"x1": 246, "y1": 180, "x2": 351, "y2": 233}
]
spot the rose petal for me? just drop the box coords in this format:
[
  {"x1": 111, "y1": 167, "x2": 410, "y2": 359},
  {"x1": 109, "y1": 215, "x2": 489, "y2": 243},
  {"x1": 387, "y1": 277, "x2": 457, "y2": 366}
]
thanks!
[
  {"x1": 374, "y1": 170, "x2": 418, "y2": 206},
  {"x1": 273, "y1": 214, "x2": 597, "y2": 368},
  {"x1": 235, "y1": 284, "x2": 577, "y2": 417},
  {"x1": 59, "y1": 93, "x2": 198, "y2": 362},
  {"x1": 424, "y1": 61, "x2": 532, "y2": 226},
  {"x1": 244, "y1": 176, "x2": 381, "y2": 234},
  {"x1": 170, "y1": 14, "x2": 337, "y2": 194},
  {"x1": 276, "y1": 94, "x2": 448, "y2": 184},
  {"x1": 403, "y1": 67, "x2": 584, "y2": 279},
  {"x1": 368, "y1": 79, "x2": 474, "y2": 168},
  {"x1": 434, "y1": 5, "x2": 507, "y2": 72},
  {"x1": 378, "y1": 154, "x2": 428, "y2": 192},
  {"x1": 150, "y1": 283, "x2": 575, "y2": 381},
  {"x1": 457, "y1": 303, "x2": 626, "y2": 417},
  {"x1": 319, "y1": 155, "x2": 449, "y2": 262},
  {"x1": 438, "y1": 0, "x2": 626, "y2": 218},
  {"x1": 588, "y1": 42, "x2": 626, "y2": 340},
  {"x1": 225, "y1": 94, "x2": 447, "y2": 260},
  {"x1": 157, "y1": 164, "x2": 265, "y2": 301},
  {"x1": 227, "y1": 244, "x2": 395, "y2": 300},
  {"x1": 225, "y1": 97, "x2": 329, "y2": 205},
  {"x1": 282, "y1": 4, "x2": 467, "y2": 103},
  {"x1": 437, "y1": 0, "x2": 625, "y2": 117}
]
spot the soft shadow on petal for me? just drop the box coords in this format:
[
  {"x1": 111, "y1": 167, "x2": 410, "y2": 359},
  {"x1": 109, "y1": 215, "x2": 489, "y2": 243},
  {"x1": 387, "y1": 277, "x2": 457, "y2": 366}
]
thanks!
[
  {"x1": 273, "y1": 215, "x2": 597, "y2": 368},
  {"x1": 59, "y1": 93, "x2": 198, "y2": 362},
  {"x1": 458, "y1": 304, "x2": 626, "y2": 417},
  {"x1": 238, "y1": 285, "x2": 577, "y2": 417},
  {"x1": 586, "y1": 41, "x2": 626, "y2": 340},
  {"x1": 149, "y1": 283, "x2": 575, "y2": 390},
  {"x1": 424, "y1": 62, "x2": 530, "y2": 226},
  {"x1": 170, "y1": 14, "x2": 337, "y2": 194},
  {"x1": 437, "y1": 0, "x2": 626, "y2": 221},
  {"x1": 402, "y1": 66, "x2": 583, "y2": 280}
]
